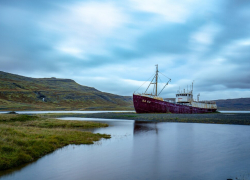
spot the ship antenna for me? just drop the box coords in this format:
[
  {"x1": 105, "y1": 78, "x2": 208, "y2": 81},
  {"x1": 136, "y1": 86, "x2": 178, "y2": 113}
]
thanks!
[
  {"x1": 192, "y1": 81, "x2": 194, "y2": 94},
  {"x1": 155, "y1": 64, "x2": 158, "y2": 96}
]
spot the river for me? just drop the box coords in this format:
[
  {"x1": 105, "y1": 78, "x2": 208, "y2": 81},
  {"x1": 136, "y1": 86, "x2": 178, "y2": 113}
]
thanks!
[{"x1": 1, "y1": 117, "x2": 250, "y2": 180}]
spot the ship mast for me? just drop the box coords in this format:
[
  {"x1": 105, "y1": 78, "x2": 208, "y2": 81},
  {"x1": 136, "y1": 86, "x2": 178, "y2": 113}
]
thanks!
[
  {"x1": 155, "y1": 64, "x2": 158, "y2": 96},
  {"x1": 143, "y1": 64, "x2": 170, "y2": 97}
]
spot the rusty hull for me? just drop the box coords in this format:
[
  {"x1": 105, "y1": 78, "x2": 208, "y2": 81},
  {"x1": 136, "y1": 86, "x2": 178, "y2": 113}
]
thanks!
[{"x1": 133, "y1": 94, "x2": 217, "y2": 114}]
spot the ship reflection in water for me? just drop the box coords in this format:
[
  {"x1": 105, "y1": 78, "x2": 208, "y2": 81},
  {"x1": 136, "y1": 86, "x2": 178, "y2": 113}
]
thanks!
[
  {"x1": 1, "y1": 118, "x2": 250, "y2": 180},
  {"x1": 133, "y1": 121, "x2": 159, "y2": 135}
]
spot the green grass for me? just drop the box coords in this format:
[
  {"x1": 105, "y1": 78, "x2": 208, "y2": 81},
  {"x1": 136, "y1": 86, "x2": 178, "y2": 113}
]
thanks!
[
  {"x1": 0, "y1": 114, "x2": 38, "y2": 122},
  {"x1": 0, "y1": 114, "x2": 110, "y2": 170},
  {"x1": 9, "y1": 119, "x2": 109, "y2": 128},
  {"x1": 121, "y1": 114, "x2": 137, "y2": 118}
]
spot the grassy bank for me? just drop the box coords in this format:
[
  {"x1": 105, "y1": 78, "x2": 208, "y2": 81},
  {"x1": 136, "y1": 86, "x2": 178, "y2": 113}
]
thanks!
[
  {"x1": 42, "y1": 112, "x2": 250, "y2": 125},
  {"x1": 0, "y1": 114, "x2": 110, "y2": 171}
]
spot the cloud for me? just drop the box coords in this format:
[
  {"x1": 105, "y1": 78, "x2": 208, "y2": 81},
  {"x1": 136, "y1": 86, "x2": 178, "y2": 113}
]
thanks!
[
  {"x1": 189, "y1": 23, "x2": 222, "y2": 53},
  {"x1": 129, "y1": 0, "x2": 191, "y2": 23},
  {"x1": 0, "y1": 0, "x2": 250, "y2": 100},
  {"x1": 40, "y1": 1, "x2": 129, "y2": 58}
]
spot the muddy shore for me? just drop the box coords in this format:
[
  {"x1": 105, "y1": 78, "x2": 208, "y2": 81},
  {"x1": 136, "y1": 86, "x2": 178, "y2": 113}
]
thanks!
[{"x1": 43, "y1": 112, "x2": 250, "y2": 125}]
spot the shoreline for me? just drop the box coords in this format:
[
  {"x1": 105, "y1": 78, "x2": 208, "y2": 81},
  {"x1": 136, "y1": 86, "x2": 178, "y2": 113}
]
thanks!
[
  {"x1": 0, "y1": 114, "x2": 110, "y2": 172},
  {"x1": 43, "y1": 112, "x2": 250, "y2": 126}
]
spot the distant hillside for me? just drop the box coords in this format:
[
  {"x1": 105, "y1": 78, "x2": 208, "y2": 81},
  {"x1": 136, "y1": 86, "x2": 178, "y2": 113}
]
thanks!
[
  {"x1": 1, "y1": 71, "x2": 249, "y2": 111},
  {"x1": 0, "y1": 71, "x2": 133, "y2": 111},
  {"x1": 165, "y1": 98, "x2": 250, "y2": 111},
  {"x1": 215, "y1": 98, "x2": 250, "y2": 111}
]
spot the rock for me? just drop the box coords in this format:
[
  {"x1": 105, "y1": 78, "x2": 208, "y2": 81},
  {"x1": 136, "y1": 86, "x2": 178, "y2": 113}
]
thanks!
[{"x1": 7, "y1": 111, "x2": 17, "y2": 114}]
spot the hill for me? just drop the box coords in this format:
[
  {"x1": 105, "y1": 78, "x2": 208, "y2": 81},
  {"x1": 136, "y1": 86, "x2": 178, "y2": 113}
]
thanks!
[
  {"x1": 215, "y1": 98, "x2": 250, "y2": 111},
  {"x1": 0, "y1": 71, "x2": 133, "y2": 111}
]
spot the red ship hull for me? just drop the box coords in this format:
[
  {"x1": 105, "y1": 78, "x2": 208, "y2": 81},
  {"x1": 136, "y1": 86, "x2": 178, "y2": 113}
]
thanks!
[{"x1": 133, "y1": 94, "x2": 216, "y2": 114}]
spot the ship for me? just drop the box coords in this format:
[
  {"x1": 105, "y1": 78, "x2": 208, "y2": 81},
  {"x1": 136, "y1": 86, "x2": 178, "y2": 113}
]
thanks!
[{"x1": 133, "y1": 65, "x2": 217, "y2": 113}]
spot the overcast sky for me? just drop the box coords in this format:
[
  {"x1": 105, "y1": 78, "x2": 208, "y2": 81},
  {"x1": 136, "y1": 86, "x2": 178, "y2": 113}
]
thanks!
[{"x1": 1, "y1": 0, "x2": 250, "y2": 100}]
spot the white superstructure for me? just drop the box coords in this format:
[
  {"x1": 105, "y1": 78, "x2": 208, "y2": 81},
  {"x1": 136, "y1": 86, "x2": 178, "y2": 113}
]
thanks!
[{"x1": 175, "y1": 82, "x2": 217, "y2": 110}]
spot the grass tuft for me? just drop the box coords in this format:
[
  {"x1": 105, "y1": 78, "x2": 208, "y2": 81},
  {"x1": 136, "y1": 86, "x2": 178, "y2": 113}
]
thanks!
[{"x1": 0, "y1": 114, "x2": 110, "y2": 170}]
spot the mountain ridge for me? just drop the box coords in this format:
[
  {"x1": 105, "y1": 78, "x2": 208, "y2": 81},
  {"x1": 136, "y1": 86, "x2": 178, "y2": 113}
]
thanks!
[
  {"x1": 215, "y1": 98, "x2": 250, "y2": 111},
  {"x1": 0, "y1": 71, "x2": 133, "y2": 111}
]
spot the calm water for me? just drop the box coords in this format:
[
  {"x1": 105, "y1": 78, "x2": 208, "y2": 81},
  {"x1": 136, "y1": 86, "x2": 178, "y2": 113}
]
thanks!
[
  {"x1": 1, "y1": 118, "x2": 250, "y2": 180},
  {"x1": 0, "y1": 110, "x2": 134, "y2": 114},
  {"x1": 220, "y1": 111, "x2": 250, "y2": 113},
  {"x1": 0, "y1": 110, "x2": 250, "y2": 114}
]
